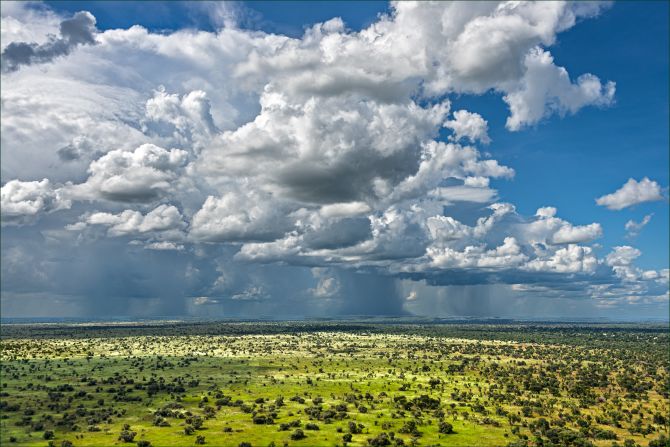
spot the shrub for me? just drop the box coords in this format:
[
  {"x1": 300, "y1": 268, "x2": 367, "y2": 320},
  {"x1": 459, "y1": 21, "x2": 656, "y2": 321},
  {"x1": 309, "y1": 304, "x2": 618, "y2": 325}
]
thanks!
[
  {"x1": 291, "y1": 429, "x2": 306, "y2": 440},
  {"x1": 119, "y1": 430, "x2": 137, "y2": 442},
  {"x1": 368, "y1": 432, "x2": 392, "y2": 446},
  {"x1": 438, "y1": 421, "x2": 454, "y2": 434}
]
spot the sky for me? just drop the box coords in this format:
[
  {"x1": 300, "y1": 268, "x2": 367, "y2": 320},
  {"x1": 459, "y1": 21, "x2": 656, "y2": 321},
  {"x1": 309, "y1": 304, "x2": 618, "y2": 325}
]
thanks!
[{"x1": 1, "y1": 1, "x2": 668, "y2": 320}]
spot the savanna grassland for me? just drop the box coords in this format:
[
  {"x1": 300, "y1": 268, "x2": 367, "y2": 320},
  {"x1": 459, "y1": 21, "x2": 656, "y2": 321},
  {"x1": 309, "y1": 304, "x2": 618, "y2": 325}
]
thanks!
[{"x1": 0, "y1": 322, "x2": 668, "y2": 447}]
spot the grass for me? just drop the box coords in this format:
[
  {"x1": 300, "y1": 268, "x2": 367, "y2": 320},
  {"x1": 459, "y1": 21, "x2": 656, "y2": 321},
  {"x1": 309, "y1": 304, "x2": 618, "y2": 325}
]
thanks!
[{"x1": 0, "y1": 323, "x2": 668, "y2": 447}]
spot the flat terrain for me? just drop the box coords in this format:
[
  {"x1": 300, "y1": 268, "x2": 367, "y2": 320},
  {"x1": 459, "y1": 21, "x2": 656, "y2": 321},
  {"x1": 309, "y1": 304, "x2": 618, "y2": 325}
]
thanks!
[{"x1": 0, "y1": 321, "x2": 668, "y2": 447}]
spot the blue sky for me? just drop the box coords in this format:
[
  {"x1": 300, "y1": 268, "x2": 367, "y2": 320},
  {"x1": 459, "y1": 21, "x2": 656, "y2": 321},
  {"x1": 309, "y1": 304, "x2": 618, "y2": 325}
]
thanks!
[{"x1": 2, "y1": 1, "x2": 668, "y2": 320}]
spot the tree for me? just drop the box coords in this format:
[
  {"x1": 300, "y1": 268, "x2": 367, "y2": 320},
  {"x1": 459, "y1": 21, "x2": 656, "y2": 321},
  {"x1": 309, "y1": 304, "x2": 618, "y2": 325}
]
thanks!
[{"x1": 439, "y1": 421, "x2": 454, "y2": 434}]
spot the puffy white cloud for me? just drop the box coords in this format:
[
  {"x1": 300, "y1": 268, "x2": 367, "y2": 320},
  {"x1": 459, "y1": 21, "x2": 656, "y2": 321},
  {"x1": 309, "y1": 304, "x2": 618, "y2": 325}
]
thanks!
[
  {"x1": 596, "y1": 178, "x2": 664, "y2": 210},
  {"x1": 535, "y1": 206, "x2": 557, "y2": 218},
  {"x1": 189, "y1": 189, "x2": 294, "y2": 242},
  {"x1": 444, "y1": 110, "x2": 491, "y2": 144},
  {"x1": 67, "y1": 144, "x2": 189, "y2": 203},
  {"x1": 519, "y1": 207, "x2": 602, "y2": 246},
  {"x1": 142, "y1": 87, "x2": 218, "y2": 150},
  {"x1": 524, "y1": 244, "x2": 597, "y2": 274},
  {"x1": 550, "y1": 222, "x2": 602, "y2": 245},
  {"x1": 391, "y1": 141, "x2": 514, "y2": 203},
  {"x1": 625, "y1": 214, "x2": 653, "y2": 238},
  {"x1": 605, "y1": 245, "x2": 641, "y2": 267},
  {"x1": 504, "y1": 48, "x2": 615, "y2": 130},
  {"x1": 78, "y1": 204, "x2": 186, "y2": 238},
  {"x1": 428, "y1": 237, "x2": 528, "y2": 269},
  {"x1": 197, "y1": 89, "x2": 450, "y2": 206},
  {"x1": 1, "y1": 179, "x2": 71, "y2": 225}
]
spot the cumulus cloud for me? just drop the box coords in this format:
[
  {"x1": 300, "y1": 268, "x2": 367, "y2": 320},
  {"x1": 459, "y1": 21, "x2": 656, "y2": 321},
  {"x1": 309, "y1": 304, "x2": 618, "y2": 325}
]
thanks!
[
  {"x1": 142, "y1": 87, "x2": 218, "y2": 151},
  {"x1": 1, "y1": 11, "x2": 97, "y2": 72},
  {"x1": 596, "y1": 177, "x2": 664, "y2": 210},
  {"x1": 428, "y1": 237, "x2": 528, "y2": 270},
  {"x1": 189, "y1": 189, "x2": 294, "y2": 242},
  {"x1": 519, "y1": 207, "x2": 602, "y2": 246},
  {"x1": 1, "y1": 179, "x2": 71, "y2": 226},
  {"x1": 67, "y1": 144, "x2": 189, "y2": 203},
  {"x1": 504, "y1": 48, "x2": 615, "y2": 130},
  {"x1": 75, "y1": 204, "x2": 186, "y2": 238},
  {"x1": 550, "y1": 222, "x2": 602, "y2": 245},
  {"x1": 445, "y1": 110, "x2": 491, "y2": 144},
  {"x1": 605, "y1": 245, "x2": 641, "y2": 267},
  {"x1": 524, "y1": 244, "x2": 597, "y2": 274}
]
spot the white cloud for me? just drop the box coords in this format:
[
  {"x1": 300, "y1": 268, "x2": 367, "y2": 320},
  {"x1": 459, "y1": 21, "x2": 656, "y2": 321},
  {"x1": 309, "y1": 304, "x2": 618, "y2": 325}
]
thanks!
[
  {"x1": 625, "y1": 214, "x2": 653, "y2": 238},
  {"x1": 67, "y1": 144, "x2": 189, "y2": 203},
  {"x1": 605, "y1": 245, "x2": 641, "y2": 267},
  {"x1": 504, "y1": 48, "x2": 615, "y2": 130},
  {"x1": 596, "y1": 178, "x2": 664, "y2": 210},
  {"x1": 524, "y1": 244, "x2": 597, "y2": 274},
  {"x1": 428, "y1": 237, "x2": 528, "y2": 269},
  {"x1": 142, "y1": 87, "x2": 218, "y2": 151},
  {"x1": 550, "y1": 222, "x2": 602, "y2": 245},
  {"x1": 189, "y1": 189, "x2": 294, "y2": 242},
  {"x1": 535, "y1": 206, "x2": 557, "y2": 218},
  {"x1": 1, "y1": 179, "x2": 71, "y2": 226},
  {"x1": 519, "y1": 207, "x2": 602, "y2": 246},
  {"x1": 444, "y1": 110, "x2": 491, "y2": 144},
  {"x1": 78, "y1": 204, "x2": 186, "y2": 238}
]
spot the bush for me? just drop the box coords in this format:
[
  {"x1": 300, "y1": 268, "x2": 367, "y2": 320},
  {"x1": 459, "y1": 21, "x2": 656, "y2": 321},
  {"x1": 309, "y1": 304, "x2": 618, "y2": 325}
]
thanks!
[
  {"x1": 195, "y1": 435, "x2": 206, "y2": 445},
  {"x1": 343, "y1": 433, "x2": 353, "y2": 442},
  {"x1": 438, "y1": 420, "x2": 454, "y2": 434},
  {"x1": 349, "y1": 421, "x2": 363, "y2": 434},
  {"x1": 305, "y1": 422, "x2": 320, "y2": 430},
  {"x1": 119, "y1": 430, "x2": 137, "y2": 442},
  {"x1": 291, "y1": 429, "x2": 306, "y2": 440},
  {"x1": 44, "y1": 431, "x2": 55, "y2": 440},
  {"x1": 136, "y1": 441, "x2": 152, "y2": 447},
  {"x1": 184, "y1": 425, "x2": 195, "y2": 435},
  {"x1": 368, "y1": 432, "x2": 392, "y2": 446}
]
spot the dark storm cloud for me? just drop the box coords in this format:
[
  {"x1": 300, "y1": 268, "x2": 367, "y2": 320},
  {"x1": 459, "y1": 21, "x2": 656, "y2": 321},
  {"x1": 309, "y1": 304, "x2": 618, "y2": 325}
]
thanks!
[{"x1": 1, "y1": 11, "x2": 97, "y2": 73}]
